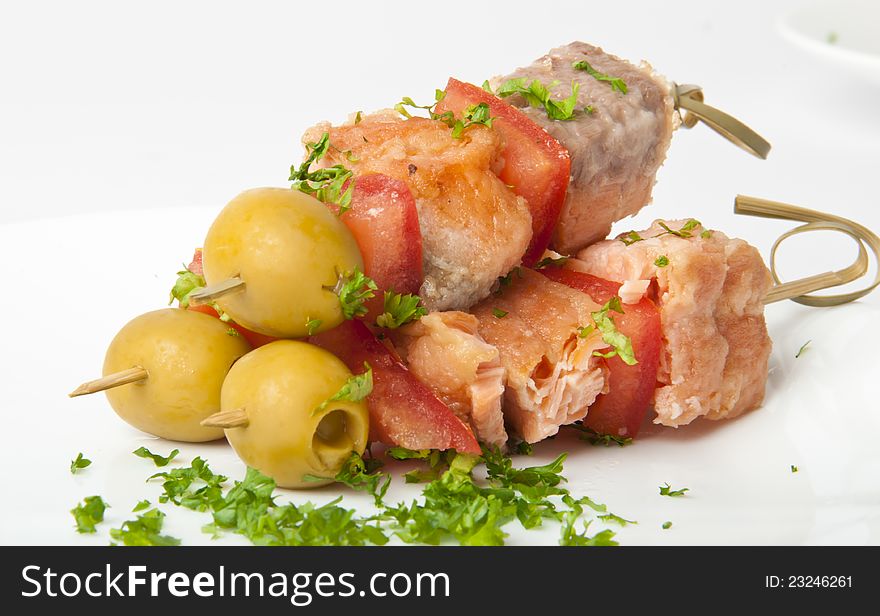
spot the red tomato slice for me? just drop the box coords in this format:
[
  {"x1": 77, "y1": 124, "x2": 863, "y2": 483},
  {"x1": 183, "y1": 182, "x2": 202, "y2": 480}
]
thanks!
[
  {"x1": 188, "y1": 304, "x2": 276, "y2": 349},
  {"x1": 435, "y1": 78, "x2": 571, "y2": 266},
  {"x1": 541, "y1": 267, "x2": 661, "y2": 438},
  {"x1": 310, "y1": 320, "x2": 481, "y2": 454},
  {"x1": 342, "y1": 174, "x2": 423, "y2": 296}
]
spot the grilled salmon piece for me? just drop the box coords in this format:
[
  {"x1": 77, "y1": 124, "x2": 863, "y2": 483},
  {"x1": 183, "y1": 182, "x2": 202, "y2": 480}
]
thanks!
[
  {"x1": 574, "y1": 220, "x2": 772, "y2": 426},
  {"x1": 471, "y1": 268, "x2": 609, "y2": 443},
  {"x1": 393, "y1": 311, "x2": 507, "y2": 447},
  {"x1": 303, "y1": 111, "x2": 532, "y2": 312},
  {"x1": 492, "y1": 42, "x2": 677, "y2": 254}
]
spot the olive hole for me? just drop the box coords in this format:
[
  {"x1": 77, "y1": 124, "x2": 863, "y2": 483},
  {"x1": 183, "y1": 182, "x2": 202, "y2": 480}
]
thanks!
[{"x1": 312, "y1": 410, "x2": 355, "y2": 469}]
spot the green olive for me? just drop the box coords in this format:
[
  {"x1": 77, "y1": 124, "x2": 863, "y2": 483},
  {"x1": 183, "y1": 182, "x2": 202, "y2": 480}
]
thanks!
[
  {"x1": 202, "y1": 188, "x2": 363, "y2": 338},
  {"x1": 103, "y1": 308, "x2": 252, "y2": 442},
  {"x1": 220, "y1": 340, "x2": 369, "y2": 488}
]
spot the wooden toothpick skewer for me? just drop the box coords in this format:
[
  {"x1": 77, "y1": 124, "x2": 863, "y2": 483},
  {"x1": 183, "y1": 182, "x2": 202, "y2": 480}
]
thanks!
[
  {"x1": 188, "y1": 277, "x2": 246, "y2": 307},
  {"x1": 201, "y1": 408, "x2": 249, "y2": 429},
  {"x1": 69, "y1": 366, "x2": 149, "y2": 397},
  {"x1": 735, "y1": 195, "x2": 880, "y2": 307}
]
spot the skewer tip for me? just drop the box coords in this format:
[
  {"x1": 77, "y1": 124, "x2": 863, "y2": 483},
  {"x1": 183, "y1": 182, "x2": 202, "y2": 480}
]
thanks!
[{"x1": 201, "y1": 408, "x2": 249, "y2": 429}]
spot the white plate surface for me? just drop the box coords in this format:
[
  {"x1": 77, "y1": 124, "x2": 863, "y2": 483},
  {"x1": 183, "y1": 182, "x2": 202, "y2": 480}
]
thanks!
[{"x1": 1, "y1": 206, "x2": 879, "y2": 546}]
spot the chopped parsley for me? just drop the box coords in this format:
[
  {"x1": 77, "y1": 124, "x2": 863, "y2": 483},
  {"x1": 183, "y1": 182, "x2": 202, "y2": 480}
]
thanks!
[
  {"x1": 315, "y1": 362, "x2": 373, "y2": 414},
  {"x1": 168, "y1": 266, "x2": 206, "y2": 309},
  {"x1": 659, "y1": 482, "x2": 689, "y2": 497},
  {"x1": 375, "y1": 291, "x2": 427, "y2": 329},
  {"x1": 71, "y1": 496, "x2": 108, "y2": 534},
  {"x1": 492, "y1": 308, "x2": 508, "y2": 318},
  {"x1": 559, "y1": 496, "x2": 619, "y2": 546},
  {"x1": 387, "y1": 447, "x2": 457, "y2": 484},
  {"x1": 149, "y1": 456, "x2": 228, "y2": 510},
  {"x1": 110, "y1": 508, "x2": 181, "y2": 546},
  {"x1": 654, "y1": 255, "x2": 669, "y2": 267},
  {"x1": 331, "y1": 268, "x2": 378, "y2": 319},
  {"x1": 496, "y1": 78, "x2": 581, "y2": 121},
  {"x1": 791, "y1": 465, "x2": 799, "y2": 473},
  {"x1": 496, "y1": 267, "x2": 523, "y2": 292},
  {"x1": 515, "y1": 441, "x2": 534, "y2": 456},
  {"x1": 396, "y1": 91, "x2": 494, "y2": 139},
  {"x1": 598, "y1": 512, "x2": 636, "y2": 526},
  {"x1": 133, "y1": 446, "x2": 180, "y2": 467},
  {"x1": 795, "y1": 340, "x2": 811, "y2": 359},
  {"x1": 534, "y1": 256, "x2": 569, "y2": 269},
  {"x1": 657, "y1": 219, "x2": 702, "y2": 239},
  {"x1": 289, "y1": 132, "x2": 355, "y2": 214},
  {"x1": 305, "y1": 451, "x2": 390, "y2": 507},
  {"x1": 662, "y1": 521, "x2": 673, "y2": 529},
  {"x1": 133, "y1": 499, "x2": 151, "y2": 512},
  {"x1": 619, "y1": 230, "x2": 645, "y2": 246},
  {"x1": 568, "y1": 423, "x2": 633, "y2": 447},
  {"x1": 589, "y1": 297, "x2": 637, "y2": 366},
  {"x1": 306, "y1": 318, "x2": 323, "y2": 336},
  {"x1": 70, "y1": 452, "x2": 91, "y2": 474},
  {"x1": 225, "y1": 327, "x2": 239, "y2": 337},
  {"x1": 572, "y1": 60, "x2": 628, "y2": 94},
  {"x1": 700, "y1": 229, "x2": 713, "y2": 239}
]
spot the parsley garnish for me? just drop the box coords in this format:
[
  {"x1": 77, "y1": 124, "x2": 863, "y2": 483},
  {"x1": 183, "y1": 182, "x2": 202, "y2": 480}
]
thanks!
[
  {"x1": 386, "y1": 447, "x2": 456, "y2": 483},
  {"x1": 133, "y1": 500, "x2": 151, "y2": 512},
  {"x1": 572, "y1": 60, "x2": 628, "y2": 94},
  {"x1": 110, "y1": 508, "x2": 181, "y2": 546},
  {"x1": 656, "y1": 219, "x2": 702, "y2": 239},
  {"x1": 619, "y1": 230, "x2": 644, "y2": 246},
  {"x1": 654, "y1": 255, "x2": 669, "y2": 267},
  {"x1": 496, "y1": 267, "x2": 523, "y2": 292},
  {"x1": 225, "y1": 327, "x2": 239, "y2": 337},
  {"x1": 515, "y1": 441, "x2": 533, "y2": 456},
  {"x1": 168, "y1": 266, "x2": 205, "y2": 309},
  {"x1": 306, "y1": 318, "x2": 323, "y2": 336},
  {"x1": 568, "y1": 423, "x2": 633, "y2": 447},
  {"x1": 791, "y1": 465, "x2": 799, "y2": 473},
  {"x1": 662, "y1": 521, "x2": 672, "y2": 529},
  {"x1": 701, "y1": 229, "x2": 713, "y2": 239},
  {"x1": 375, "y1": 291, "x2": 427, "y2": 329},
  {"x1": 133, "y1": 447, "x2": 180, "y2": 467},
  {"x1": 598, "y1": 512, "x2": 636, "y2": 526},
  {"x1": 289, "y1": 132, "x2": 355, "y2": 214},
  {"x1": 70, "y1": 452, "x2": 91, "y2": 474},
  {"x1": 396, "y1": 92, "x2": 494, "y2": 138},
  {"x1": 559, "y1": 496, "x2": 619, "y2": 546},
  {"x1": 659, "y1": 482, "x2": 689, "y2": 497},
  {"x1": 315, "y1": 362, "x2": 373, "y2": 415},
  {"x1": 71, "y1": 496, "x2": 108, "y2": 534},
  {"x1": 492, "y1": 308, "x2": 508, "y2": 318},
  {"x1": 795, "y1": 340, "x2": 811, "y2": 359},
  {"x1": 149, "y1": 456, "x2": 228, "y2": 510},
  {"x1": 588, "y1": 297, "x2": 637, "y2": 366},
  {"x1": 534, "y1": 256, "x2": 569, "y2": 269},
  {"x1": 496, "y1": 78, "x2": 581, "y2": 121},
  {"x1": 330, "y1": 268, "x2": 377, "y2": 320},
  {"x1": 306, "y1": 451, "x2": 390, "y2": 507}
]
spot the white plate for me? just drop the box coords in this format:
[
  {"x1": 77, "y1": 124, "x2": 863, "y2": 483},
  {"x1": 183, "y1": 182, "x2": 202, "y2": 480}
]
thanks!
[
  {"x1": 779, "y1": 0, "x2": 880, "y2": 83},
  {"x1": 1, "y1": 207, "x2": 879, "y2": 546}
]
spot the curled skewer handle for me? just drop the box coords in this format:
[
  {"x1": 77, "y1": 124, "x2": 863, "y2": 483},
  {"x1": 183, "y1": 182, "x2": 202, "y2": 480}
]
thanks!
[
  {"x1": 735, "y1": 195, "x2": 880, "y2": 307},
  {"x1": 674, "y1": 84, "x2": 771, "y2": 160}
]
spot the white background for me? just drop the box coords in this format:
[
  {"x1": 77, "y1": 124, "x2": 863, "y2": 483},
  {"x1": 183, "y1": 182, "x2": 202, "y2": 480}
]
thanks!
[{"x1": 1, "y1": 0, "x2": 878, "y2": 545}]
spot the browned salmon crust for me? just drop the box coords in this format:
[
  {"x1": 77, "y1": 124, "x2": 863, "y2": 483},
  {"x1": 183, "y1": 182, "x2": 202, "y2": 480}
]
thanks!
[
  {"x1": 493, "y1": 42, "x2": 677, "y2": 254},
  {"x1": 303, "y1": 112, "x2": 532, "y2": 312},
  {"x1": 471, "y1": 268, "x2": 609, "y2": 443},
  {"x1": 573, "y1": 220, "x2": 772, "y2": 426},
  {"x1": 393, "y1": 311, "x2": 507, "y2": 447}
]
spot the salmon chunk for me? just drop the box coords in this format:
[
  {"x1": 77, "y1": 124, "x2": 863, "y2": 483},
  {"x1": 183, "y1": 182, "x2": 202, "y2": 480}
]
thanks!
[
  {"x1": 493, "y1": 42, "x2": 677, "y2": 254},
  {"x1": 393, "y1": 311, "x2": 507, "y2": 447},
  {"x1": 471, "y1": 268, "x2": 609, "y2": 443},
  {"x1": 303, "y1": 111, "x2": 532, "y2": 311},
  {"x1": 573, "y1": 219, "x2": 772, "y2": 426}
]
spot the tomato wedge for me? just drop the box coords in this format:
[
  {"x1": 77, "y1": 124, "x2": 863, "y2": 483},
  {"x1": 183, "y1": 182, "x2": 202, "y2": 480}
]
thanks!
[
  {"x1": 341, "y1": 174, "x2": 422, "y2": 295},
  {"x1": 541, "y1": 267, "x2": 661, "y2": 438},
  {"x1": 435, "y1": 78, "x2": 570, "y2": 267},
  {"x1": 310, "y1": 320, "x2": 481, "y2": 454}
]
